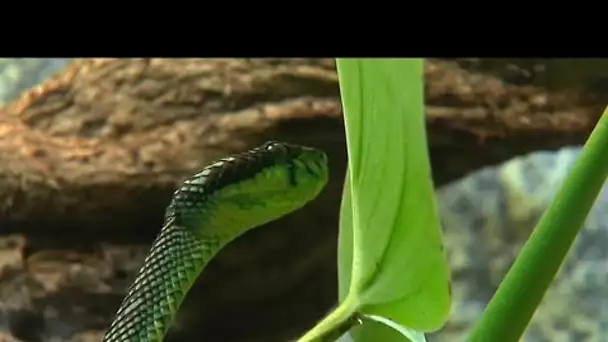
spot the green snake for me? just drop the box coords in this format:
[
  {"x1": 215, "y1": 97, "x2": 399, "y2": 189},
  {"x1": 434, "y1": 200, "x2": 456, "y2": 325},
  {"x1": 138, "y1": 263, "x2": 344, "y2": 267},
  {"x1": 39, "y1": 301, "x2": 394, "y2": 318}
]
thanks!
[{"x1": 102, "y1": 141, "x2": 329, "y2": 342}]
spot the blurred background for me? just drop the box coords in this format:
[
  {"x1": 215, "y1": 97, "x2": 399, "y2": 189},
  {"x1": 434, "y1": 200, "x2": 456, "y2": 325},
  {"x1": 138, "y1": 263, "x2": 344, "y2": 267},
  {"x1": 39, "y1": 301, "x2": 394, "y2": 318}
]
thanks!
[{"x1": 0, "y1": 58, "x2": 606, "y2": 342}]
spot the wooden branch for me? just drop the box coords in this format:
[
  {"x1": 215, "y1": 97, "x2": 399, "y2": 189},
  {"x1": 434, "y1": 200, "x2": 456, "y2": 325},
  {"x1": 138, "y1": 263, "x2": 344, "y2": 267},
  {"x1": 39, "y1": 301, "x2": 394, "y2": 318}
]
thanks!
[{"x1": 1, "y1": 59, "x2": 601, "y2": 234}]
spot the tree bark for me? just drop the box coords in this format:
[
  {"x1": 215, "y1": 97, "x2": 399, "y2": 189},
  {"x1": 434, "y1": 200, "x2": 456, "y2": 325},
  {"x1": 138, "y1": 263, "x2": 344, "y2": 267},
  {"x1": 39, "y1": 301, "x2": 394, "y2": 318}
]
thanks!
[{"x1": 1, "y1": 58, "x2": 601, "y2": 235}]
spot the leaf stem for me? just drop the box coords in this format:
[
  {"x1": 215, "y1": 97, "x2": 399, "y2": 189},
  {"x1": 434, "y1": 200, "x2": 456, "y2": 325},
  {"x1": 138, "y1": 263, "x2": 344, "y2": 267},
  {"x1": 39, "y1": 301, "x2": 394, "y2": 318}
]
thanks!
[
  {"x1": 467, "y1": 106, "x2": 608, "y2": 341},
  {"x1": 296, "y1": 295, "x2": 359, "y2": 342}
]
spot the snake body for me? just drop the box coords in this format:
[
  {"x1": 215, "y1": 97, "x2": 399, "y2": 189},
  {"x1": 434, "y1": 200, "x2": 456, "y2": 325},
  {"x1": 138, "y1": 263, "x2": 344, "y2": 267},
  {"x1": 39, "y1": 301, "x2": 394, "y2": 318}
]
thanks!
[{"x1": 102, "y1": 141, "x2": 329, "y2": 342}]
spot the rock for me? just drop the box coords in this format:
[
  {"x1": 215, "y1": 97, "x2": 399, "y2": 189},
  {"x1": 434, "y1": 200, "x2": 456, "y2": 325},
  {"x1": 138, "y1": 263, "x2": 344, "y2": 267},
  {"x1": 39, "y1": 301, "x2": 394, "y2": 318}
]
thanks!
[{"x1": 433, "y1": 147, "x2": 608, "y2": 341}]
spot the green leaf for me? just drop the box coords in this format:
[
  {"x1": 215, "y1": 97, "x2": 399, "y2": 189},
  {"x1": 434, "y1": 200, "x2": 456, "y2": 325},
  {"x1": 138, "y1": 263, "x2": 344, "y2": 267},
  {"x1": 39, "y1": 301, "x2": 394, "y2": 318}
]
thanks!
[
  {"x1": 339, "y1": 175, "x2": 423, "y2": 342},
  {"x1": 338, "y1": 316, "x2": 426, "y2": 342},
  {"x1": 336, "y1": 58, "x2": 450, "y2": 332},
  {"x1": 298, "y1": 58, "x2": 451, "y2": 342},
  {"x1": 361, "y1": 315, "x2": 427, "y2": 342},
  {"x1": 338, "y1": 171, "x2": 353, "y2": 301},
  {"x1": 340, "y1": 173, "x2": 408, "y2": 342}
]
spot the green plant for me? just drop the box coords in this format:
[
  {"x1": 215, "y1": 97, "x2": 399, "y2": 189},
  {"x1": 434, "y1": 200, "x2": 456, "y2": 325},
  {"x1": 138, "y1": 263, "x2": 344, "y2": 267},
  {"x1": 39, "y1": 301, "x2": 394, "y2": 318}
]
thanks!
[
  {"x1": 297, "y1": 59, "x2": 451, "y2": 342},
  {"x1": 466, "y1": 105, "x2": 608, "y2": 341},
  {"x1": 298, "y1": 58, "x2": 608, "y2": 342}
]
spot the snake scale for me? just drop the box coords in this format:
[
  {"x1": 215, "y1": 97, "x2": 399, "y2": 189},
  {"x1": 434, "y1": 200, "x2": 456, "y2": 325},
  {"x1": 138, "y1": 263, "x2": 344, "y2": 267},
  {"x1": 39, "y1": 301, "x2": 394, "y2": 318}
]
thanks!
[{"x1": 102, "y1": 141, "x2": 329, "y2": 342}]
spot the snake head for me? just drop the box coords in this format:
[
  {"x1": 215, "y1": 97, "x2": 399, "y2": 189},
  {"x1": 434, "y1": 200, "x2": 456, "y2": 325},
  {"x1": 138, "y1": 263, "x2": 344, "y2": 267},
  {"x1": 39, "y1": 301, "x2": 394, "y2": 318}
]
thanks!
[
  {"x1": 168, "y1": 141, "x2": 329, "y2": 235},
  {"x1": 257, "y1": 140, "x2": 329, "y2": 197}
]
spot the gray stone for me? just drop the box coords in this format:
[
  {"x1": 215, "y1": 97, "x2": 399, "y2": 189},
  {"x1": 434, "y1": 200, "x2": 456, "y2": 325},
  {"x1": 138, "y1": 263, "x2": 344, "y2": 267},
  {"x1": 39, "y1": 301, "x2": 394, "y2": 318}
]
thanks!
[{"x1": 434, "y1": 146, "x2": 607, "y2": 342}]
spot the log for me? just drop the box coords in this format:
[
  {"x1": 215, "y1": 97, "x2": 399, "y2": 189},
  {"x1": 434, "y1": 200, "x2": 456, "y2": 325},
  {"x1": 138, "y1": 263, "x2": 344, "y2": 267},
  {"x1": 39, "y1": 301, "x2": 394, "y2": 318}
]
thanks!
[
  {"x1": 0, "y1": 58, "x2": 345, "y2": 236},
  {"x1": 1, "y1": 58, "x2": 601, "y2": 235}
]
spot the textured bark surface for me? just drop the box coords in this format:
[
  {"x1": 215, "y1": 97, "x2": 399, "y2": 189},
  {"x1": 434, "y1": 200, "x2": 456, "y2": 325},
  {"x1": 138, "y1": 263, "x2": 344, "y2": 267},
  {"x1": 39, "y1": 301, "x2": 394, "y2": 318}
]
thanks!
[
  {"x1": 1, "y1": 58, "x2": 601, "y2": 235},
  {"x1": 1, "y1": 58, "x2": 344, "y2": 237},
  {"x1": 0, "y1": 58, "x2": 604, "y2": 342}
]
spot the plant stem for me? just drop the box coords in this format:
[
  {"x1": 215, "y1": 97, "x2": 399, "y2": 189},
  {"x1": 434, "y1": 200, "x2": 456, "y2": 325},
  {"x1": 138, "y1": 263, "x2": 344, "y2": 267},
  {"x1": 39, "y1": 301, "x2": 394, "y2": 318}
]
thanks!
[
  {"x1": 297, "y1": 295, "x2": 359, "y2": 342},
  {"x1": 467, "y1": 106, "x2": 608, "y2": 342}
]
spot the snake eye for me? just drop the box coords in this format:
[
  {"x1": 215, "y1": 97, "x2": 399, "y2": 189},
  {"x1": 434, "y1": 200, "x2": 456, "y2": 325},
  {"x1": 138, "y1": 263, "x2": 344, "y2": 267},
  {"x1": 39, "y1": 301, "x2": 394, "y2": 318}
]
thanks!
[
  {"x1": 260, "y1": 141, "x2": 302, "y2": 161},
  {"x1": 263, "y1": 141, "x2": 288, "y2": 155},
  {"x1": 264, "y1": 141, "x2": 281, "y2": 151}
]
